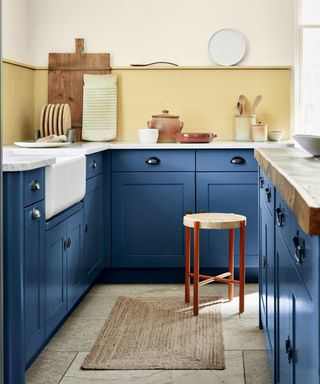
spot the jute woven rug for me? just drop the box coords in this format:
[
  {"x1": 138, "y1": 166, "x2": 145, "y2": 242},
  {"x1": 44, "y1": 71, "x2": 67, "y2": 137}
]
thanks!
[{"x1": 81, "y1": 296, "x2": 225, "y2": 370}]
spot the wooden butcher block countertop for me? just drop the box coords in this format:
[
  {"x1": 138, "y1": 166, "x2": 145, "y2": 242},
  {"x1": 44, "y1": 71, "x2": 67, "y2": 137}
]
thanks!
[{"x1": 255, "y1": 146, "x2": 320, "y2": 235}]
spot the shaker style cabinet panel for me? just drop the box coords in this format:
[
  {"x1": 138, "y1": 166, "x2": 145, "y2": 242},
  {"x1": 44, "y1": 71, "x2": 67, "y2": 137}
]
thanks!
[
  {"x1": 260, "y1": 201, "x2": 275, "y2": 376},
  {"x1": 45, "y1": 221, "x2": 67, "y2": 337},
  {"x1": 83, "y1": 174, "x2": 104, "y2": 289},
  {"x1": 276, "y1": 231, "x2": 317, "y2": 384},
  {"x1": 45, "y1": 210, "x2": 83, "y2": 337},
  {"x1": 24, "y1": 201, "x2": 45, "y2": 365},
  {"x1": 112, "y1": 172, "x2": 195, "y2": 267},
  {"x1": 196, "y1": 172, "x2": 258, "y2": 268},
  {"x1": 66, "y1": 210, "x2": 84, "y2": 309}
]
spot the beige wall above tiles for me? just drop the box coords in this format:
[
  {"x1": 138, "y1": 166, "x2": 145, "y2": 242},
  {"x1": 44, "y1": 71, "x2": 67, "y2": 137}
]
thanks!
[{"x1": 3, "y1": 63, "x2": 291, "y2": 144}]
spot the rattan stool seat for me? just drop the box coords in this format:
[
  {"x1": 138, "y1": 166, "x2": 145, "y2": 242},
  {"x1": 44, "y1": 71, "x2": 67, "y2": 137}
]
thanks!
[{"x1": 183, "y1": 212, "x2": 247, "y2": 230}]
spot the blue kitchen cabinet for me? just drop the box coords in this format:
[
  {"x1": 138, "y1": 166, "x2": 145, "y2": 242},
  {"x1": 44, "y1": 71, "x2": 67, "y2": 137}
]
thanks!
[
  {"x1": 66, "y1": 209, "x2": 84, "y2": 309},
  {"x1": 196, "y1": 150, "x2": 258, "y2": 278},
  {"x1": 196, "y1": 172, "x2": 258, "y2": 272},
  {"x1": 112, "y1": 172, "x2": 195, "y2": 267},
  {"x1": 276, "y1": 230, "x2": 317, "y2": 384},
  {"x1": 4, "y1": 168, "x2": 45, "y2": 383},
  {"x1": 45, "y1": 208, "x2": 83, "y2": 337},
  {"x1": 24, "y1": 201, "x2": 45, "y2": 365},
  {"x1": 259, "y1": 167, "x2": 320, "y2": 384},
  {"x1": 45, "y1": 220, "x2": 67, "y2": 337},
  {"x1": 83, "y1": 173, "x2": 104, "y2": 289},
  {"x1": 259, "y1": 170, "x2": 276, "y2": 376}
]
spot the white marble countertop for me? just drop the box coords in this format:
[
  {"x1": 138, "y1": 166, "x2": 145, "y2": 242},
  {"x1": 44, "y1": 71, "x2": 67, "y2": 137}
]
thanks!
[
  {"x1": 3, "y1": 140, "x2": 293, "y2": 171},
  {"x1": 254, "y1": 146, "x2": 320, "y2": 235}
]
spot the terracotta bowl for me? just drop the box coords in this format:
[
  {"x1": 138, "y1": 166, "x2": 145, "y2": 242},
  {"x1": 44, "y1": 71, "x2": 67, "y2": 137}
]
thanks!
[{"x1": 175, "y1": 132, "x2": 217, "y2": 143}]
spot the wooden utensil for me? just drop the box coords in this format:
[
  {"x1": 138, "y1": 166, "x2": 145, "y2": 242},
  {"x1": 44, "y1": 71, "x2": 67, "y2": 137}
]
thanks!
[
  {"x1": 44, "y1": 104, "x2": 51, "y2": 137},
  {"x1": 53, "y1": 104, "x2": 60, "y2": 135},
  {"x1": 251, "y1": 95, "x2": 262, "y2": 115},
  {"x1": 39, "y1": 104, "x2": 48, "y2": 137},
  {"x1": 48, "y1": 38, "x2": 111, "y2": 137},
  {"x1": 62, "y1": 104, "x2": 72, "y2": 135},
  {"x1": 238, "y1": 95, "x2": 246, "y2": 115},
  {"x1": 48, "y1": 104, "x2": 55, "y2": 135},
  {"x1": 58, "y1": 104, "x2": 64, "y2": 136}
]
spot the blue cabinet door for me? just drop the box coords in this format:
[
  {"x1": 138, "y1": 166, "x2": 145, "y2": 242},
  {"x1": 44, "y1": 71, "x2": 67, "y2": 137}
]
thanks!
[
  {"x1": 112, "y1": 172, "x2": 195, "y2": 268},
  {"x1": 196, "y1": 172, "x2": 258, "y2": 269},
  {"x1": 83, "y1": 174, "x2": 104, "y2": 289},
  {"x1": 45, "y1": 221, "x2": 67, "y2": 337},
  {"x1": 24, "y1": 201, "x2": 45, "y2": 365},
  {"x1": 277, "y1": 230, "x2": 318, "y2": 384},
  {"x1": 277, "y1": 231, "x2": 292, "y2": 384},
  {"x1": 66, "y1": 210, "x2": 84, "y2": 310},
  {"x1": 260, "y1": 201, "x2": 276, "y2": 378}
]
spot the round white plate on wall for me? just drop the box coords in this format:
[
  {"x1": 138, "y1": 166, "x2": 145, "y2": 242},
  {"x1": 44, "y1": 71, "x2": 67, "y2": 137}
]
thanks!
[{"x1": 208, "y1": 29, "x2": 247, "y2": 66}]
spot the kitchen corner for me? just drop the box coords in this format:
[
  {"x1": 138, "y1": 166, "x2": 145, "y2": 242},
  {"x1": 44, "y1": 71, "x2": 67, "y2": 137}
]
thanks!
[{"x1": 3, "y1": 1, "x2": 320, "y2": 384}]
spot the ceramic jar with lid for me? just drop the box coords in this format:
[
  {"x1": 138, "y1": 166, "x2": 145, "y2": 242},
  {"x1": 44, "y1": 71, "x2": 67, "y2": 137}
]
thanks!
[{"x1": 147, "y1": 110, "x2": 184, "y2": 142}]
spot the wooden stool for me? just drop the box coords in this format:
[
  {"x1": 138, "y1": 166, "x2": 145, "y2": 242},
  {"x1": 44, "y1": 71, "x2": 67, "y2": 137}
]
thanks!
[{"x1": 183, "y1": 213, "x2": 246, "y2": 316}]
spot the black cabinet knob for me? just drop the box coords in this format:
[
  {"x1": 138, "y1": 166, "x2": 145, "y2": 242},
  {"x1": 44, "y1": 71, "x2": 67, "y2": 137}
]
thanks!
[
  {"x1": 67, "y1": 238, "x2": 71, "y2": 248},
  {"x1": 230, "y1": 156, "x2": 246, "y2": 165},
  {"x1": 292, "y1": 234, "x2": 305, "y2": 264},
  {"x1": 276, "y1": 207, "x2": 285, "y2": 227},
  {"x1": 145, "y1": 156, "x2": 161, "y2": 165},
  {"x1": 84, "y1": 224, "x2": 89, "y2": 233},
  {"x1": 91, "y1": 160, "x2": 98, "y2": 169},
  {"x1": 31, "y1": 179, "x2": 41, "y2": 191},
  {"x1": 259, "y1": 176, "x2": 265, "y2": 189},
  {"x1": 265, "y1": 187, "x2": 272, "y2": 203}
]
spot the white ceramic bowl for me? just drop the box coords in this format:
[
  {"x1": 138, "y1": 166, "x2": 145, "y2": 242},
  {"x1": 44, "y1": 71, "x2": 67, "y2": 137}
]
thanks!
[
  {"x1": 268, "y1": 130, "x2": 284, "y2": 141},
  {"x1": 293, "y1": 134, "x2": 320, "y2": 156},
  {"x1": 138, "y1": 128, "x2": 159, "y2": 144}
]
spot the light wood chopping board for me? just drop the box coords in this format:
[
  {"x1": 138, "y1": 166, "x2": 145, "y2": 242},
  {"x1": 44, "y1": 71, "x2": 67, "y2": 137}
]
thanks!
[{"x1": 48, "y1": 38, "x2": 111, "y2": 137}]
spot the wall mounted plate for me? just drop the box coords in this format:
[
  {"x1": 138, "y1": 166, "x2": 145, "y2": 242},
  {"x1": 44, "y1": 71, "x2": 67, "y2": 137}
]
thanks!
[{"x1": 208, "y1": 28, "x2": 246, "y2": 66}]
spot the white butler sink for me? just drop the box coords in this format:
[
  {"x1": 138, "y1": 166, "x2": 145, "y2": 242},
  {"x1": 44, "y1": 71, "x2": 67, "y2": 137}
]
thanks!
[{"x1": 45, "y1": 155, "x2": 86, "y2": 220}]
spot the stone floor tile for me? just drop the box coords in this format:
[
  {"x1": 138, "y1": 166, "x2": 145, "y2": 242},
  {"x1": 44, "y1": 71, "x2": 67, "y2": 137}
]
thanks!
[
  {"x1": 25, "y1": 350, "x2": 77, "y2": 384},
  {"x1": 243, "y1": 350, "x2": 272, "y2": 384},
  {"x1": 61, "y1": 351, "x2": 244, "y2": 384},
  {"x1": 223, "y1": 318, "x2": 266, "y2": 350},
  {"x1": 46, "y1": 318, "x2": 105, "y2": 352}
]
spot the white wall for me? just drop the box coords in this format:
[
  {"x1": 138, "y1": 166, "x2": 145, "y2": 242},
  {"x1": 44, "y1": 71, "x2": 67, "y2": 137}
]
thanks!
[
  {"x1": 5, "y1": 0, "x2": 295, "y2": 67},
  {"x1": 3, "y1": 0, "x2": 32, "y2": 64}
]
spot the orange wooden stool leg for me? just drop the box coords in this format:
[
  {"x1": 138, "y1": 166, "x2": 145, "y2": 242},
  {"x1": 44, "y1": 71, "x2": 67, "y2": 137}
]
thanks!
[
  {"x1": 193, "y1": 221, "x2": 200, "y2": 316},
  {"x1": 185, "y1": 226, "x2": 191, "y2": 303},
  {"x1": 228, "y1": 228, "x2": 235, "y2": 301},
  {"x1": 239, "y1": 220, "x2": 246, "y2": 313}
]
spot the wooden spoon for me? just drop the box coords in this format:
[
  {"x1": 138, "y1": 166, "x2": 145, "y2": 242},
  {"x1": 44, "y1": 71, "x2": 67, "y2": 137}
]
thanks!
[
  {"x1": 238, "y1": 95, "x2": 246, "y2": 115},
  {"x1": 251, "y1": 95, "x2": 262, "y2": 115}
]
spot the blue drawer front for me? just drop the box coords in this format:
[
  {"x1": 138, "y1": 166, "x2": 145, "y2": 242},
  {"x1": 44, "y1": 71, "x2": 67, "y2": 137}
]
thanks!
[
  {"x1": 24, "y1": 168, "x2": 44, "y2": 206},
  {"x1": 86, "y1": 152, "x2": 104, "y2": 179},
  {"x1": 196, "y1": 149, "x2": 257, "y2": 172},
  {"x1": 111, "y1": 150, "x2": 195, "y2": 172}
]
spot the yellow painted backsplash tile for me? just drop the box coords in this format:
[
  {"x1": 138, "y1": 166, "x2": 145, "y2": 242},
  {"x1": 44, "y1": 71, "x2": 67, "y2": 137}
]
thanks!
[
  {"x1": 3, "y1": 62, "x2": 35, "y2": 144},
  {"x1": 113, "y1": 68, "x2": 291, "y2": 141},
  {"x1": 3, "y1": 63, "x2": 291, "y2": 144}
]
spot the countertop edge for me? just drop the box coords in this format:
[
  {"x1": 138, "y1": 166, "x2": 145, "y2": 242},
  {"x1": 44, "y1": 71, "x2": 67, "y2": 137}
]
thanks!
[{"x1": 254, "y1": 147, "x2": 320, "y2": 235}]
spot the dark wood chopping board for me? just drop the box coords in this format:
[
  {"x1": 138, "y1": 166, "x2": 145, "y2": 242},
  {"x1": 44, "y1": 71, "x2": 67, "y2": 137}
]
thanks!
[{"x1": 48, "y1": 38, "x2": 111, "y2": 135}]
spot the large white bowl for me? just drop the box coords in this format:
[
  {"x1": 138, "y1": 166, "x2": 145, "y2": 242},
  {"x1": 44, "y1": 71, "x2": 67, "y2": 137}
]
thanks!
[{"x1": 293, "y1": 134, "x2": 320, "y2": 156}]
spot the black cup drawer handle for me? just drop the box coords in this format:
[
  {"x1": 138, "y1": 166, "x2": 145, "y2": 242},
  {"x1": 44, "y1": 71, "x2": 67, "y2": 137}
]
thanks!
[
  {"x1": 146, "y1": 157, "x2": 161, "y2": 165},
  {"x1": 293, "y1": 235, "x2": 305, "y2": 264},
  {"x1": 230, "y1": 156, "x2": 246, "y2": 165}
]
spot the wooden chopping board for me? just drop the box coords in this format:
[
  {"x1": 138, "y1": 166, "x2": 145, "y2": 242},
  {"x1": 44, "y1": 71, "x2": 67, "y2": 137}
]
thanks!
[{"x1": 48, "y1": 38, "x2": 111, "y2": 136}]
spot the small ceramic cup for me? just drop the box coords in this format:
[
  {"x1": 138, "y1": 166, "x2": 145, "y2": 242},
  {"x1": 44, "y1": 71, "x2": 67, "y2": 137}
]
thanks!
[
  {"x1": 138, "y1": 128, "x2": 159, "y2": 144},
  {"x1": 252, "y1": 123, "x2": 268, "y2": 142},
  {"x1": 268, "y1": 130, "x2": 284, "y2": 141}
]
